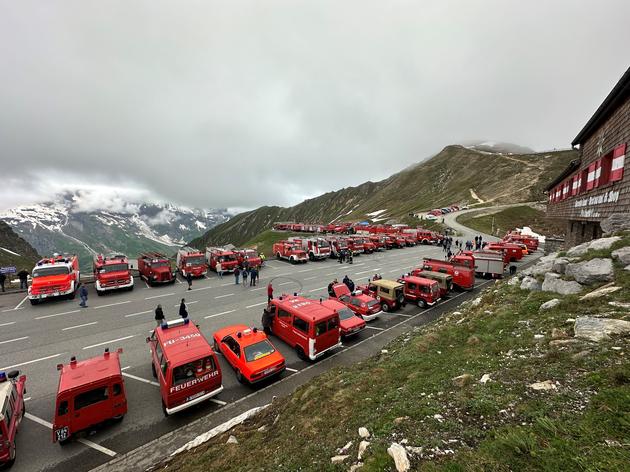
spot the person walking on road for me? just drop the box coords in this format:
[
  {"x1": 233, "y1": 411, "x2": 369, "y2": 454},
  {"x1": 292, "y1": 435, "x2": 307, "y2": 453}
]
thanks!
[
  {"x1": 154, "y1": 304, "x2": 165, "y2": 326},
  {"x1": 267, "y1": 282, "x2": 273, "y2": 302},
  {"x1": 234, "y1": 267, "x2": 241, "y2": 285},
  {"x1": 186, "y1": 271, "x2": 193, "y2": 290},
  {"x1": 179, "y1": 298, "x2": 188, "y2": 319},
  {"x1": 0, "y1": 272, "x2": 5, "y2": 292},
  {"x1": 242, "y1": 267, "x2": 248, "y2": 287},
  {"x1": 17, "y1": 269, "x2": 29, "y2": 290},
  {"x1": 250, "y1": 266, "x2": 258, "y2": 286},
  {"x1": 79, "y1": 284, "x2": 88, "y2": 307},
  {"x1": 216, "y1": 261, "x2": 223, "y2": 279}
]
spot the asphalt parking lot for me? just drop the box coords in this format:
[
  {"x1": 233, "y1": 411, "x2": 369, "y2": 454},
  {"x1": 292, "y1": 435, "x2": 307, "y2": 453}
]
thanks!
[{"x1": 0, "y1": 241, "x2": 526, "y2": 472}]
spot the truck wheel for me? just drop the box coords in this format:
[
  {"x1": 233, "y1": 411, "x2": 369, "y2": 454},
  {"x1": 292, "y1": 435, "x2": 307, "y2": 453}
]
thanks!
[
  {"x1": 418, "y1": 300, "x2": 427, "y2": 308},
  {"x1": 296, "y1": 346, "x2": 307, "y2": 360},
  {"x1": 128, "y1": 285, "x2": 134, "y2": 292},
  {"x1": 290, "y1": 257, "x2": 296, "y2": 264},
  {"x1": 96, "y1": 290, "x2": 103, "y2": 296},
  {"x1": 59, "y1": 437, "x2": 71, "y2": 446},
  {"x1": 276, "y1": 253, "x2": 281, "y2": 260},
  {"x1": 235, "y1": 370, "x2": 245, "y2": 384},
  {"x1": 30, "y1": 299, "x2": 39, "y2": 306},
  {"x1": 309, "y1": 253, "x2": 314, "y2": 261},
  {"x1": 213, "y1": 340, "x2": 220, "y2": 352},
  {"x1": 381, "y1": 303, "x2": 389, "y2": 312},
  {"x1": 7, "y1": 442, "x2": 16, "y2": 466},
  {"x1": 112, "y1": 414, "x2": 125, "y2": 422},
  {"x1": 151, "y1": 362, "x2": 157, "y2": 378}
]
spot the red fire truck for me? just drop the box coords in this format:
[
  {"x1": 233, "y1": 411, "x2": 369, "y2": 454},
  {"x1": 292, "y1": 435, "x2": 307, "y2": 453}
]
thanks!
[
  {"x1": 138, "y1": 252, "x2": 176, "y2": 285},
  {"x1": 0, "y1": 370, "x2": 26, "y2": 467},
  {"x1": 397, "y1": 275, "x2": 441, "y2": 307},
  {"x1": 504, "y1": 232, "x2": 539, "y2": 251},
  {"x1": 53, "y1": 349, "x2": 127, "y2": 444},
  {"x1": 272, "y1": 241, "x2": 308, "y2": 264},
  {"x1": 176, "y1": 247, "x2": 208, "y2": 278},
  {"x1": 454, "y1": 251, "x2": 505, "y2": 278},
  {"x1": 234, "y1": 248, "x2": 262, "y2": 268},
  {"x1": 368, "y1": 234, "x2": 386, "y2": 250},
  {"x1": 419, "y1": 258, "x2": 475, "y2": 291},
  {"x1": 261, "y1": 295, "x2": 342, "y2": 361},
  {"x1": 288, "y1": 237, "x2": 331, "y2": 260},
  {"x1": 486, "y1": 242, "x2": 524, "y2": 263},
  {"x1": 205, "y1": 247, "x2": 239, "y2": 272},
  {"x1": 345, "y1": 237, "x2": 364, "y2": 254},
  {"x1": 28, "y1": 254, "x2": 81, "y2": 305},
  {"x1": 147, "y1": 318, "x2": 223, "y2": 416},
  {"x1": 326, "y1": 237, "x2": 349, "y2": 258},
  {"x1": 93, "y1": 254, "x2": 134, "y2": 295}
]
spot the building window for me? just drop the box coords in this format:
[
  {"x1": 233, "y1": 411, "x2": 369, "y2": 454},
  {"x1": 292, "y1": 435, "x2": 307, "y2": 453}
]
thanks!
[{"x1": 611, "y1": 143, "x2": 626, "y2": 182}]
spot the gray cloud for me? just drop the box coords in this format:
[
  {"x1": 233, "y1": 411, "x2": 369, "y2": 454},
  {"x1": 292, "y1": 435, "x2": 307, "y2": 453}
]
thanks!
[{"x1": 1, "y1": 0, "x2": 629, "y2": 211}]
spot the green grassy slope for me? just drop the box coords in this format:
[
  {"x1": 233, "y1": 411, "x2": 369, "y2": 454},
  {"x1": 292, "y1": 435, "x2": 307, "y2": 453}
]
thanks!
[
  {"x1": 457, "y1": 206, "x2": 566, "y2": 238},
  {"x1": 0, "y1": 221, "x2": 40, "y2": 272},
  {"x1": 190, "y1": 146, "x2": 576, "y2": 249},
  {"x1": 162, "y1": 234, "x2": 630, "y2": 472}
]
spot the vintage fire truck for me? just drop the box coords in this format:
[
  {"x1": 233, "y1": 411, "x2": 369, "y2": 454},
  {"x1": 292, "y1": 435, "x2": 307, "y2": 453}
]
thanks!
[
  {"x1": 368, "y1": 234, "x2": 387, "y2": 250},
  {"x1": 0, "y1": 370, "x2": 26, "y2": 467},
  {"x1": 288, "y1": 237, "x2": 331, "y2": 260},
  {"x1": 486, "y1": 242, "x2": 524, "y2": 263},
  {"x1": 419, "y1": 258, "x2": 475, "y2": 291},
  {"x1": 503, "y1": 232, "x2": 539, "y2": 252},
  {"x1": 325, "y1": 237, "x2": 349, "y2": 258},
  {"x1": 397, "y1": 275, "x2": 441, "y2": 307},
  {"x1": 176, "y1": 247, "x2": 208, "y2": 278},
  {"x1": 272, "y1": 241, "x2": 308, "y2": 264},
  {"x1": 454, "y1": 251, "x2": 505, "y2": 278},
  {"x1": 28, "y1": 254, "x2": 81, "y2": 305},
  {"x1": 93, "y1": 254, "x2": 134, "y2": 295},
  {"x1": 234, "y1": 248, "x2": 262, "y2": 268},
  {"x1": 205, "y1": 247, "x2": 239, "y2": 272},
  {"x1": 345, "y1": 237, "x2": 365, "y2": 254},
  {"x1": 53, "y1": 349, "x2": 127, "y2": 444},
  {"x1": 147, "y1": 318, "x2": 223, "y2": 416},
  {"x1": 138, "y1": 252, "x2": 176, "y2": 285}
]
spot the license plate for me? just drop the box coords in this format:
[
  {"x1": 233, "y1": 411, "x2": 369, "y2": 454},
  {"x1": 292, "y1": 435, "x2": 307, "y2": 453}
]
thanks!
[
  {"x1": 263, "y1": 367, "x2": 276, "y2": 375},
  {"x1": 186, "y1": 391, "x2": 205, "y2": 402},
  {"x1": 55, "y1": 426, "x2": 69, "y2": 442}
]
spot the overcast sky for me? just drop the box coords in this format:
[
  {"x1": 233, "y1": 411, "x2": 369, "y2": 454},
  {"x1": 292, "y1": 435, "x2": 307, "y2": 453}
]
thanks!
[{"x1": 1, "y1": 0, "x2": 629, "y2": 212}]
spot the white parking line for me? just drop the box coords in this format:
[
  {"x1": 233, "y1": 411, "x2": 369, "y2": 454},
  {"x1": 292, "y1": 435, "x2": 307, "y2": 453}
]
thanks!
[
  {"x1": 0, "y1": 336, "x2": 28, "y2": 345},
  {"x1": 145, "y1": 292, "x2": 175, "y2": 300},
  {"x1": 35, "y1": 309, "x2": 81, "y2": 320},
  {"x1": 144, "y1": 281, "x2": 150, "y2": 289},
  {"x1": 14, "y1": 296, "x2": 28, "y2": 310},
  {"x1": 83, "y1": 335, "x2": 135, "y2": 350},
  {"x1": 204, "y1": 310, "x2": 235, "y2": 319},
  {"x1": 251, "y1": 287, "x2": 265, "y2": 291},
  {"x1": 365, "y1": 326, "x2": 385, "y2": 331},
  {"x1": 215, "y1": 293, "x2": 234, "y2": 299},
  {"x1": 93, "y1": 300, "x2": 132, "y2": 310},
  {"x1": 285, "y1": 367, "x2": 299, "y2": 372},
  {"x1": 309, "y1": 286, "x2": 328, "y2": 293},
  {"x1": 210, "y1": 398, "x2": 227, "y2": 406},
  {"x1": 297, "y1": 269, "x2": 312, "y2": 273},
  {"x1": 246, "y1": 301, "x2": 267, "y2": 309},
  {"x1": 1, "y1": 307, "x2": 24, "y2": 313},
  {"x1": 388, "y1": 313, "x2": 411, "y2": 317},
  {"x1": 125, "y1": 310, "x2": 152, "y2": 318},
  {"x1": 221, "y1": 283, "x2": 233, "y2": 287},
  {"x1": 122, "y1": 372, "x2": 160, "y2": 387},
  {"x1": 1, "y1": 353, "x2": 64, "y2": 371},
  {"x1": 62, "y1": 321, "x2": 98, "y2": 331},
  {"x1": 325, "y1": 272, "x2": 337, "y2": 276},
  {"x1": 278, "y1": 281, "x2": 293, "y2": 286},
  {"x1": 355, "y1": 268, "x2": 381, "y2": 275},
  {"x1": 190, "y1": 286, "x2": 212, "y2": 292},
  {"x1": 175, "y1": 277, "x2": 183, "y2": 284},
  {"x1": 304, "y1": 276, "x2": 317, "y2": 280},
  {"x1": 24, "y1": 413, "x2": 118, "y2": 456},
  {"x1": 0, "y1": 321, "x2": 16, "y2": 327},
  {"x1": 174, "y1": 301, "x2": 198, "y2": 307}
]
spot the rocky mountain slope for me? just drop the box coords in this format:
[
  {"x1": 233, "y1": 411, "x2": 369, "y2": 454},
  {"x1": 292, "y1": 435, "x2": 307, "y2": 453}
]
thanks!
[
  {"x1": 0, "y1": 220, "x2": 40, "y2": 270},
  {"x1": 191, "y1": 145, "x2": 576, "y2": 249},
  {"x1": 1, "y1": 192, "x2": 230, "y2": 271}
]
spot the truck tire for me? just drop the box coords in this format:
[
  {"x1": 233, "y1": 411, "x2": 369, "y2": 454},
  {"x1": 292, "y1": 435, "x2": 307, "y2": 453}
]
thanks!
[
  {"x1": 152, "y1": 362, "x2": 157, "y2": 378},
  {"x1": 296, "y1": 346, "x2": 307, "y2": 360},
  {"x1": 162, "y1": 401, "x2": 169, "y2": 417},
  {"x1": 276, "y1": 252, "x2": 281, "y2": 260},
  {"x1": 30, "y1": 299, "x2": 39, "y2": 306},
  {"x1": 7, "y1": 442, "x2": 16, "y2": 466},
  {"x1": 96, "y1": 289, "x2": 103, "y2": 296},
  {"x1": 309, "y1": 253, "x2": 314, "y2": 261},
  {"x1": 235, "y1": 370, "x2": 245, "y2": 384},
  {"x1": 418, "y1": 299, "x2": 427, "y2": 308},
  {"x1": 381, "y1": 302, "x2": 389, "y2": 312}
]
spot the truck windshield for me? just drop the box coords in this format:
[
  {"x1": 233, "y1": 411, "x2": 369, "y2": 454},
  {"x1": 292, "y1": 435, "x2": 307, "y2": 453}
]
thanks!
[
  {"x1": 367, "y1": 299, "x2": 379, "y2": 308},
  {"x1": 33, "y1": 267, "x2": 70, "y2": 278},
  {"x1": 100, "y1": 263, "x2": 128, "y2": 273},
  {"x1": 244, "y1": 340, "x2": 275, "y2": 362},
  {"x1": 317, "y1": 241, "x2": 330, "y2": 248},
  {"x1": 244, "y1": 250, "x2": 257, "y2": 257},
  {"x1": 338, "y1": 307, "x2": 355, "y2": 321},
  {"x1": 151, "y1": 261, "x2": 169, "y2": 268},
  {"x1": 185, "y1": 256, "x2": 205, "y2": 266}
]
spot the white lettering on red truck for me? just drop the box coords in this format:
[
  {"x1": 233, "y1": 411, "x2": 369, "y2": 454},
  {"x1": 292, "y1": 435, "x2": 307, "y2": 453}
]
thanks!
[{"x1": 169, "y1": 371, "x2": 219, "y2": 393}]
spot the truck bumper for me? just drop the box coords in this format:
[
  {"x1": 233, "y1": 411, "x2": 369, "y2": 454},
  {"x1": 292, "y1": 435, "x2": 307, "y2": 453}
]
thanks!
[
  {"x1": 166, "y1": 385, "x2": 224, "y2": 415},
  {"x1": 29, "y1": 285, "x2": 74, "y2": 300},
  {"x1": 361, "y1": 310, "x2": 381, "y2": 322},
  {"x1": 96, "y1": 278, "x2": 134, "y2": 292},
  {"x1": 309, "y1": 341, "x2": 343, "y2": 361}
]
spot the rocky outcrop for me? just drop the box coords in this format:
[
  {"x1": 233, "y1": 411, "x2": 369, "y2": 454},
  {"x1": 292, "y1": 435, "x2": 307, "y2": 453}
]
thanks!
[
  {"x1": 601, "y1": 214, "x2": 630, "y2": 234},
  {"x1": 520, "y1": 276, "x2": 541, "y2": 291},
  {"x1": 579, "y1": 284, "x2": 621, "y2": 300},
  {"x1": 565, "y1": 258, "x2": 614, "y2": 285},
  {"x1": 552, "y1": 257, "x2": 570, "y2": 274},
  {"x1": 522, "y1": 259, "x2": 555, "y2": 277},
  {"x1": 612, "y1": 246, "x2": 630, "y2": 265},
  {"x1": 387, "y1": 443, "x2": 411, "y2": 472},
  {"x1": 541, "y1": 273, "x2": 583, "y2": 295},
  {"x1": 540, "y1": 299, "x2": 561, "y2": 311},
  {"x1": 574, "y1": 316, "x2": 630, "y2": 342},
  {"x1": 566, "y1": 237, "x2": 621, "y2": 257}
]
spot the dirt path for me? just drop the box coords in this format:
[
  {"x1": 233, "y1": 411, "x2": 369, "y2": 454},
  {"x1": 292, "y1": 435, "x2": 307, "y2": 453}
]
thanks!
[{"x1": 469, "y1": 189, "x2": 485, "y2": 204}]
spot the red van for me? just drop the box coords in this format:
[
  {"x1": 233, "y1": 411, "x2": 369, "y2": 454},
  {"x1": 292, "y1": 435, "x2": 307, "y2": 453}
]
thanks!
[
  {"x1": 147, "y1": 318, "x2": 222, "y2": 416},
  {"x1": 261, "y1": 295, "x2": 342, "y2": 361},
  {"x1": 398, "y1": 275, "x2": 441, "y2": 307},
  {"x1": 53, "y1": 349, "x2": 126, "y2": 444},
  {"x1": 0, "y1": 370, "x2": 27, "y2": 467},
  {"x1": 320, "y1": 299, "x2": 366, "y2": 338},
  {"x1": 329, "y1": 283, "x2": 381, "y2": 321}
]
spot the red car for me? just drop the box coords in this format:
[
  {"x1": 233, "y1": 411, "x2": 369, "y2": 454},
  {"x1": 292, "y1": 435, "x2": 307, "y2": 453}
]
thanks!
[
  {"x1": 329, "y1": 283, "x2": 381, "y2": 321},
  {"x1": 0, "y1": 370, "x2": 26, "y2": 467},
  {"x1": 212, "y1": 325, "x2": 285, "y2": 384},
  {"x1": 321, "y1": 299, "x2": 366, "y2": 338}
]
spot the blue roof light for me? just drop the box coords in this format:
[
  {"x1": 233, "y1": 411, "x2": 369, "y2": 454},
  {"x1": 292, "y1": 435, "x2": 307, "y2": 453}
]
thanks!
[{"x1": 0, "y1": 372, "x2": 6, "y2": 382}]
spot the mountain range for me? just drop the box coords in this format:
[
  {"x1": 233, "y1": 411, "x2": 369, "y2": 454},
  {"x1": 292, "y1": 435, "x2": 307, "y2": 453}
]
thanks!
[
  {"x1": 0, "y1": 193, "x2": 230, "y2": 271},
  {"x1": 0, "y1": 220, "x2": 41, "y2": 271},
  {"x1": 190, "y1": 144, "x2": 577, "y2": 249}
]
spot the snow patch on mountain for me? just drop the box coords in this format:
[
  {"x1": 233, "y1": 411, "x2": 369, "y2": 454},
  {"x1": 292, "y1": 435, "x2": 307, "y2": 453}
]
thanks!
[{"x1": 1, "y1": 247, "x2": 21, "y2": 256}]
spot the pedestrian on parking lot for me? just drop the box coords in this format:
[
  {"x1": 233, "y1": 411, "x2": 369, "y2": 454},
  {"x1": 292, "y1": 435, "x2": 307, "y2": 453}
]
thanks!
[
  {"x1": 347, "y1": 252, "x2": 353, "y2": 264},
  {"x1": 216, "y1": 261, "x2": 223, "y2": 279},
  {"x1": 186, "y1": 271, "x2": 193, "y2": 290},
  {"x1": 250, "y1": 266, "x2": 258, "y2": 286},
  {"x1": 0, "y1": 272, "x2": 5, "y2": 292},
  {"x1": 79, "y1": 284, "x2": 88, "y2": 307},
  {"x1": 446, "y1": 249, "x2": 453, "y2": 260},
  {"x1": 242, "y1": 267, "x2": 248, "y2": 287},
  {"x1": 17, "y1": 269, "x2": 29, "y2": 290},
  {"x1": 155, "y1": 304, "x2": 165, "y2": 326},
  {"x1": 259, "y1": 253, "x2": 266, "y2": 266},
  {"x1": 267, "y1": 282, "x2": 273, "y2": 302},
  {"x1": 179, "y1": 298, "x2": 188, "y2": 319},
  {"x1": 234, "y1": 267, "x2": 241, "y2": 285}
]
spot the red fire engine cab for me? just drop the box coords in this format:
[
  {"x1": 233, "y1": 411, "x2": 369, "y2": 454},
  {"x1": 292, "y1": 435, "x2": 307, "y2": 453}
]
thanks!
[
  {"x1": 176, "y1": 247, "x2": 208, "y2": 278},
  {"x1": 205, "y1": 247, "x2": 239, "y2": 273},
  {"x1": 234, "y1": 248, "x2": 262, "y2": 268},
  {"x1": 138, "y1": 252, "x2": 176, "y2": 285},
  {"x1": 288, "y1": 237, "x2": 331, "y2": 260},
  {"x1": 0, "y1": 370, "x2": 26, "y2": 467},
  {"x1": 147, "y1": 318, "x2": 223, "y2": 416},
  {"x1": 272, "y1": 241, "x2": 308, "y2": 264},
  {"x1": 93, "y1": 254, "x2": 134, "y2": 295},
  {"x1": 53, "y1": 349, "x2": 127, "y2": 445},
  {"x1": 420, "y1": 258, "x2": 475, "y2": 291},
  {"x1": 28, "y1": 254, "x2": 80, "y2": 305}
]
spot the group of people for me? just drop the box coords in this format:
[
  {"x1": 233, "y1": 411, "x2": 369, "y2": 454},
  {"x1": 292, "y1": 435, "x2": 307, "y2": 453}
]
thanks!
[
  {"x1": 154, "y1": 298, "x2": 189, "y2": 326},
  {"x1": 327, "y1": 275, "x2": 356, "y2": 296},
  {"x1": 234, "y1": 266, "x2": 261, "y2": 286},
  {"x1": 441, "y1": 234, "x2": 487, "y2": 260},
  {"x1": 0, "y1": 269, "x2": 30, "y2": 292},
  {"x1": 337, "y1": 249, "x2": 354, "y2": 264}
]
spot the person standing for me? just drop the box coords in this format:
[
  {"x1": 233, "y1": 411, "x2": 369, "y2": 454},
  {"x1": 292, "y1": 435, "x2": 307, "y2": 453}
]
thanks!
[
  {"x1": 79, "y1": 284, "x2": 88, "y2": 307},
  {"x1": 186, "y1": 271, "x2": 193, "y2": 290},
  {"x1": 250, "y1": 266, "x2": 258, "y2": 286},
  {"x1": 154, "y1": 304, "x2": 165, "y2": 326},
  {"x1": 242, "y1": 267, "x2": 248, "y2": 287},
  {"x1": 179, "y1": 298, "x2": 188, "y2": 319},
  {"x1": 17, "y1": 269, "x2": 29, "y2": 290},
  {"x1": 216, "y1": 261, "x2": 223, "y2": 279},
  {"x1": 0, "y1": 272, "x2": 5, "y2": 292},
  {"x1": 267, "y1": 282, "x2": 273, "y2": 302},
  {"x1": 234, "y1": 267, "x2": 240, "y2": 285}
]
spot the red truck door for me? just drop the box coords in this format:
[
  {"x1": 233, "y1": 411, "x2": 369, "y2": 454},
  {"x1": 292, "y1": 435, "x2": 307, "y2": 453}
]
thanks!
[{"x1": 71, "y1": 383, "x2": 114, "y2": 433}]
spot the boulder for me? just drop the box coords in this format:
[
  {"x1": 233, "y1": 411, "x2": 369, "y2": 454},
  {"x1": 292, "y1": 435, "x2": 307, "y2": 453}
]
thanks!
[
  {"x1": 539, "y1": 299, "x2": 561, "y2": 311},
  {"x1": 552, "y1": 257, "x2": 570, "y2": 274},
  {"x1": 349, "y1": 464, "x2": 364, "y2": 472},
  {"x1": 452, "y1": 373, "x2": 473, "y2": 387},
  {"x1": 579, "y1": 285, "x2": 621, "y2": 300},
  {"x1": 541, "y1": 273, "x2": 583, "y2": 295},
  {"x1": 522, "y1": 260, "x2": 554, "y2": 277},
  {"x1": 339, "y1": 441, "x2": 353, "y2": 454},
  {"x1": 601, "y1": 214, "x2": 630, "y2": 234},
  {"x1": 520, "y1": 276, "x2": 541, "y2": 291},
  {"x1": 626, "y1": 265, "x2": 630, "y2": 272},
  {"x1": 565, "y1": 258, "x2": 614, "y2": 285},
  {"x1": 387, "y1": 443, "x2": 411, "y2": 472},
  {"x1": 507, "y1": 277, "x2": 520, "y2": 286},
  {"x1": 566, "y1": 237, "x2": 621, "y2": 257},
  {"x1": 528, "y1": 380, "x2": 557, "y2": 391},
  {"x1": 551, "y1": 328, "x2": 568, "y2": 339},
  {"x1": 358, "y1": 440, "x2": 370, "y2": 460},
  {"x1": 479, "y1": 374, "x2": 491, "y2": 384},
  {"x1": 358, "y1": 427, "x2": 370, "y2": 439},
  {"x1": 330, "y1": 455, "x2": 349, "y2": 464},
  {"x1": 574, "y1": 316, "x2": 630, "y2": 342},
  {"x1": 612, "y1": 247, "x2": 630, "y2": 265},
  {"x1": 226, "y1": 435, "x2": 238, "y2": 444},
  {"x1": 549, "y1": 338, "x2": 581, "y2": 347}
]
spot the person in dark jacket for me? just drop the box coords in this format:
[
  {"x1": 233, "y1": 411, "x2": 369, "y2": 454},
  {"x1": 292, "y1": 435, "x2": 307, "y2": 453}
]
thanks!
[
  {"x1": 186, "y1": 272, "x2": 193, "y2": 290},
  {"x1": 343, "y1": 275, "x2": 351, "y2": 289},
  {"x1": 234, "y1": 267, "x2": 241, "y2": 285},
  {"x1": 250, "y1": 266, "x2": 258, "y2": 286},
  {"x1": 179, "y1": 298, "x2": 188, "y2": 319},
  {"x1": 17, "y1": 269, "x2": 29, "y2": 290},
  {"x1": 347, "y1": 278, "x2": 355, "y2": 292},
  {"x1": 242, "y1": 267, "x2": 248, "y2": 287},
  {"x1": 79, "y1": 284, "x2": 88, "y2": 307},
  {"x1": 0, "y1": 272, "x2": 6, "y2": 292},
  {"x1": 154, "y1": 304, "x2": 165, "y2": 326}
]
